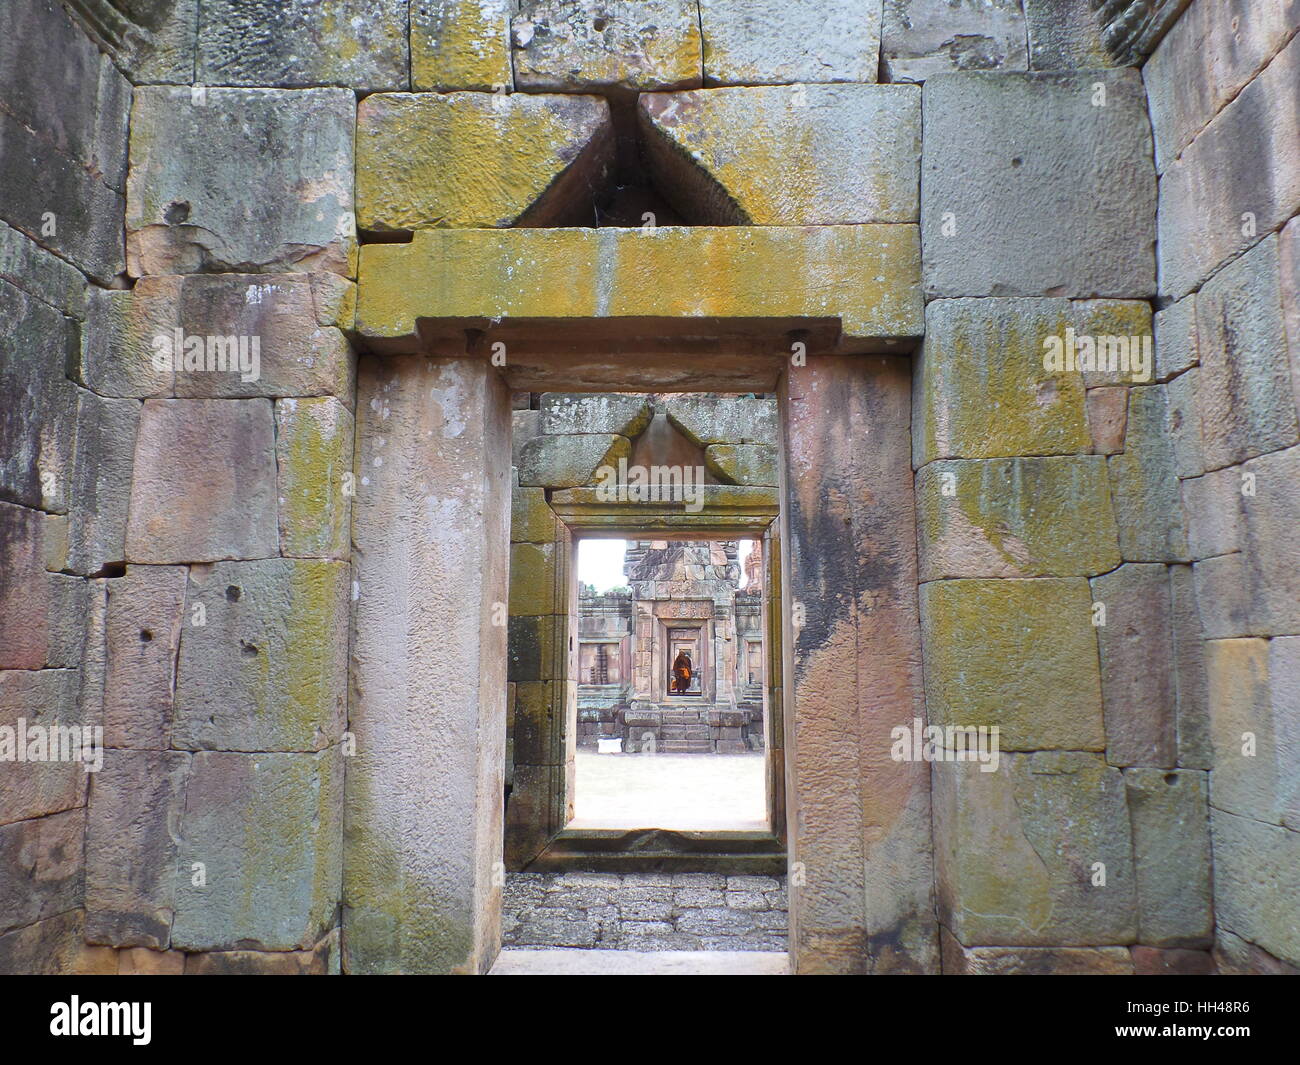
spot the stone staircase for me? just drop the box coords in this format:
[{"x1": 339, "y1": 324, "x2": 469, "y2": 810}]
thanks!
[{"x1": 657, "y1": 706, "x2": 713, "y2": 753}]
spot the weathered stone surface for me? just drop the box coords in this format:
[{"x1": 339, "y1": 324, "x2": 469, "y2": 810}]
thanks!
[
  {"x1": 1240, "y1": 446, "x2": 1300, "y2": 636},
  {"x1": 1124, "y1": 768, "x2": 1213, "y2": 947},
  {"x1": 1086, "y1": 386, "x2": 1128, "y2": 455},
  {"x1": 276, "y1": 398, "x2": 353, "y2": 559},
  {"x1": 705, "y1": 444, "x2": 777, "y2": 487},
  {"x1": 917, "y1": 456, "x2": 1119, "y2": 579},
  {"x1": 348, "y1": 356, "x2": 510, "y2": 974},
  {"x1": 0, "y1": 222, "x2": 85, "y2": 319},
  {"x1": 934, "y1": 752, "x2": 1137, "y2": 946},
  {"x1": 941, "y1": 929, "x2": 1134, "y2": 974},
  {"x1": 1165, "y1": 368, "x2": 1204, "y2": 479},
  {"x1": 1169, "y1": 564, "x2": 1212, "y2": 769},
  {"x1": 513, "y1": 0, "x2": 702, "y2": 91},
  {"x1": 1194, "y1": 236, "x2": 1298, "y2": 470},
  {"x1": 1211, "y1": 807, "x2": 1300, "y2": 967},
  {"x1": 0, "y1": 909, "x2": 111, "y2": 974},
  {"x1": 1108, "y1": 385, "x2": 1188, "y2": 562},
  {"x1": 118, "y1": 946, "x2": 186, "y2": 974},
  {"x1": 881, "y1": 0, "x2": 1027, "y2": 82},
  {"x1": 171, "y1": 749, "x2": 342, "y2": 952},
  {"x1": 922, "y1": 71, "x2": 1155, "y2": 299},
  {"x1": 0, "y1": 503, "x2": 49, "y2": 670},
  {"x1": 0, "y1": 669, "x2": 86, "y2": 825},
  {"x1": 197, "y1": 0, "x2": 407, "y2": 91},
  {"x1": 357, "y1": 92, "x2": 614, "y2": 232},
  {"x1": 700, "y1": 0, "x2": 882, "y2": 85},
  {"x1": 1157, "y1": 34, "x2": 1300, "y2": 298},
  {"x1": 638, "y1": 85, "x2": 920, "y2": 225},
  {"x1": 914, "y1": 299, "x2": 1088, "y2": 462},
  {"x1": 0, "y1": 809, "x2": 83, "y2": 935},
  {"x1": 1193, "y1": 552, "x2": 1256, "y2": 641},
  {"x1": 1130, "y1": 945, "x2": 1216, "y2": 974},
  {"x1": 1270, "y1": 636, "x2": 1300, "y2": 830},
  {"x1": 67, "y1": 391, "x2": 138, "y2": 575},
  {"x1": 412, "y1": 0, "x2": 513, "y2": 91},
  {"x1": 127, "y1": 87, "x2": 355, "y2": 276},
  {"x1": 1023, "y1": 0, "x2": 1116, "y2": 70},
  {"x1": 509, "y1": 614, "x2": 565, "y2": 682},
  {"x1": 782, "y1": 356, "x2": 935, "y2": 973},
  {"x1": 1091, "y1": 565, "x2": 1176, "y2": 766},
  {"x1": 1181, "y1": 465, "x2": 1242, "y2": 560},
  {"x1": 185, "y1": 929, "x2": 339, "y2": 974},
  {"x1": 126, "y1": 399, "x2": 277, "y2": 563},
  {"x1": 1154, "y1": 294, "x2": 1197, "y2": 381},
  {"x1": 174, "y1": 559, "x2": 348, "y2": 751},
  {"x1": 511, "y1": 485, "x2": 560, "y2": 545},
  {"x1": 508, "y1": 543, "x2": 561, "y2": 617},
  {"x1": 128, "y1": 0, "x2": 200, "y2": 84},
  {"x1": 78, "y1": 279, "x2": 175, "y2": 398},
  {"x1": 0, "y1": 280, "x2": 78, "y2": 511},
  {"x1": 358, "y1": 225, "x2": 924, "y2": 349},
  {"x1": 1214, "y1": 927, "x2": 1300, "y2": 975},
  {"x1": 920, "y1": 578, "x2": 1104, "y2": 751},
  {"x1": 1144, "y1": 0, "x2": 1300, "y2": 172},
  {"x1": 1206, "y1": 638, "x2": 1284, "y2": 824},
  {"x1": 103, "y1": 565, "x2": 187, "y2": 749},
  {"x1": 667, "y1": 396, "x2": 777, "y2": 448},
  {"x1": 518, "y1": 433, "x2": 630, "y2": 488},
  {"x1": 539, "y1": 393, "x2": 652, "y2": 437},
  {"x1": 84, "y1": 749, "x2": 190, "y2": 949}
]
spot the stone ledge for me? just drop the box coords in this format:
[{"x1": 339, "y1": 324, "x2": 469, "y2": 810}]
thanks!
[{"x1": 357, "y1": 225, "x2": 922, "y2": 352}]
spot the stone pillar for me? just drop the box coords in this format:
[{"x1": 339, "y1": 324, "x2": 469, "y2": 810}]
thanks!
[
  {"x1": 780, "y1": 355, "x2": 937, "y2": 974},
  {"x1": 347, "y1": 354, "x2": 511, "y2": 974}
]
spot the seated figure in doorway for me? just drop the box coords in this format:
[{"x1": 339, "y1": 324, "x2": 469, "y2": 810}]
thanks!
[{"x1": 672, "y1": 650, "x2": 693, "y2": 694}]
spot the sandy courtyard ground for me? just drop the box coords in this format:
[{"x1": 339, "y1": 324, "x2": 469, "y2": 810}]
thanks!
[{"x1": 570, "y1": 749, "x2": 767, "y2": 831}]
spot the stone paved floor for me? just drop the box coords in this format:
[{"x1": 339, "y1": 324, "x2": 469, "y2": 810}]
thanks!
[
  {"x1": 571, "y1": 749, "x2": 767, "y2": 830},
  {"x1": 490, "y1": 949, "x2": 789, "y2": 975},
  {"x1": 503, "y1": 872, "x2": 788, "y2": 952}
]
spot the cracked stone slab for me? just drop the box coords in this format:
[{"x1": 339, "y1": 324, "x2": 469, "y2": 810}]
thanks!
[{"x1": 881, "y1": 0, "x2": 1028, "y2": 82}]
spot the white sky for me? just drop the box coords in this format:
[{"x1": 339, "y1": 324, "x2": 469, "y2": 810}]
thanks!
[{"x1": 577, "y1": 539, "x2": 754, "y2": 593}]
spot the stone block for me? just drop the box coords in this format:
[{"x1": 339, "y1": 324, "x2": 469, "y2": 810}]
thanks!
[
  {"x1": 185, "y1": 929, "x2": 339, "y2": 974},
  {"x1": 517, "y1": 433, "x2": 630, "y2": 488},
  {"x1": 0, "y1": 221, "x2": 85, "y2": 319},
  {"x1": 921, "y1": 578, "x2": 1104, "y2": 751},
  {"x1": 0, "y1": 909, "x2": 106, "y2": 974},
  {"x1": 0, "y1": 107, "x2": 124, "y2": 284},
  {"x1": 1240, "y1": 446, "x2": 1300, "y2": 635},
  {"x1": 357, "y1": 225, "x2": 924, "y2": 349},
  {"x1": 508, "y1": 544, "x2": 561, "y2": 617},
  {"x1": 357, "y1": 91, "x2": 614, "y2": 232},
  {"x1": 1165, "y1": 368, "x2": 1205, "y2": 479},
  {"x1": 78, "y1": 279, "x2": 176, "y2": 398},
  {"x1": 1206, "y1": 638, "x2": 1284, "y2": 824},
  {"x1": 1130, "y1": 945, "x2": 1216, "y2": 975},
  {"x1": 1086, "y1": 386, "x2": 1128, "y2": 455},
  {"x1": 1124, "y1": 768, "x2": 1213, "y2": 947},
  {"x1": 881, "y1": 0, "x2": 1027, "y2": 82},
  {"x1": 1157, "y1": 34, "x2": 1300, "y2": 298},
  {"x1": 126, "y1": 399, "x2": 277, "y2": 563},
  {"x1": 666, "y1": 395, "x2": 777, "y2": 448},
  {"x1": 1181, "y1": 466, "x2": 1243, "y2": 560},
  {"x1": 705, "y1": 444, "x2": 777, "y2": 487},
  {"x1": 0, "y1": 809, "x2": 84, "y2": 935},
  {"x1": 1282, "y1": 216, "x2": 1300, "y2": 420},
  {"x1": 511, "y1": 485, "x2": 560, "y2": 544},
  {"x1": 1169, "y1": 564, "x2": 1212, "y2": 768},
  {"x1": 171, "y1": 749, "x2": 343, "y2": 952},
  {"x1": 539, "y1": 393, "x2": 652, "y2": 437},
  {"x1": 276, "y1": 397, "x2": 353, "y2": 559},
  {"x1": 412, "y1": 0, "x2": 513, "y2": 91},
  {"x1": 1192, "y1": 552, "x2": 1256, "y2": 640},
  {"x1": 934, "y1": 752, "x2": 1137, "y2": 946},
  {"x1": 1194, "y1": 237, "x2": 1298, "y2": 470},
  {"x1": 103, "y1": 565, "x2": 187, "y2": 749},
  {"x1": 922, "y1": 70, "x2": 1155, "y2": 298},
  {"x1": 1023, "y1": 0, "x2": 1116, "y2": 70},
  {"x1": 917, "y1": 456, "x2": 1119, "y2": 579},
  {"x1": 914, "y1": 299, "x2": 1088, "y2": 463},
  {"x1": 1091, "y1": 565, "x2": 1177, "y2": 766},
  {"x1": 0, "y1": 502, "x2": 50, "y2": 670},
  {"x1": 941, "y1": 929, "x2": 1134, "y2": 974},
  {"x1": 128, "y1": 0, "x2": 200, "y2": 84},
  {"x1": 1108, "y1": 385, "x2": 1188, "y2": 562},
  {"x1": 174, "y1": 559, "x2": 349, "y2": 751},
  {"x1": 1214, "y1": 927, "x2": 1300, "y2": 975},
  {"x1": 0, "y1": 669, "x2": 86, "y2": 825},
  {"x1": 1144, "y1": 0, "x2": 1299, "y2": 172},
  {"x1": 127, "y1": 87, "x2": 356, "y2": 277},
  {"x1": 67, "y1": 391, "x2": 139, "y2": 575},
  {"x1": 513, "y1": 0, "x2": 702, "y2": 91},
  {"x1": 0, "y1": 280, "x2": 79, "y2": 511},
  {"x1": 197, "y1": 0, "x2": 407, "y2": 91},
  {"x1": 700, "y1": 0, "x2": 882, "y2": 85},
  {"x1": 513, "y1": 681, "x2": 565, "y2": 766},
  {"x1": 118, "y1": 947, "x2": 186, "y2": 975},
  {"x1": 508, "y1": 614, "x2": 565, "y2": 681},
  {"x1": 1211, "y1": 807, "x2": 1300, "y2": 967},
  {"x1": 1270, "y1": 636, "x2": 1300, "y2": 830},
  {"x1": 84, "y1": 749, "x2": 190, "y2": 949},
  {"x1": 638, "y1": 84, "x2": 920, "y2": 224},
  {"x1": 1153, "y1": 294, "x2": 1197, "y2": 381}
]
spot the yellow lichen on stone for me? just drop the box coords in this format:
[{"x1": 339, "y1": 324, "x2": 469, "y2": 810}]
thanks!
[{"x1": 411, "y1": 0, "x2": 513, "y2": 92}]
